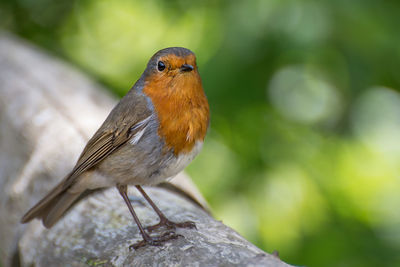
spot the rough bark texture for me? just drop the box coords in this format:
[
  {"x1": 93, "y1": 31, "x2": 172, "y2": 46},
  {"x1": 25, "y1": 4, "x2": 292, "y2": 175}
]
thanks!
[{"x1": 0, "y1": 33, "x2": 292, "y2": 267}]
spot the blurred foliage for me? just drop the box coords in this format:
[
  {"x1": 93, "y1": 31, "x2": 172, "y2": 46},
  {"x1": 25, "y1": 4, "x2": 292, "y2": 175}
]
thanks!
[{"x1": 2, "y1": 0, "x2": 400, "y2": 266}]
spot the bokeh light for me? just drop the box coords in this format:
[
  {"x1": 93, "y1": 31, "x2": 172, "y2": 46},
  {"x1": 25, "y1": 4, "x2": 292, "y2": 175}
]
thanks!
[
  {"x1": 268, "y1": 65, "x2": 341, "y2": 124},
  {"x1": 351, "y1": 87, "x2": 400, "y2": 156}
]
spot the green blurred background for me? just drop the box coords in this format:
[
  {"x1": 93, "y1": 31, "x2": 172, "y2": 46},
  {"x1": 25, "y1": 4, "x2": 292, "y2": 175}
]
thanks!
[{"x1": 2, "y1": 0, "x2": 400, "y2": 266}]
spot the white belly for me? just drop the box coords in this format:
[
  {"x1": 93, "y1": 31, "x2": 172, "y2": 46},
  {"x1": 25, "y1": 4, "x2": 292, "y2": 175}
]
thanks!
[{"x1": 151, "y1": 140, "x2": 203, "y2": 184}]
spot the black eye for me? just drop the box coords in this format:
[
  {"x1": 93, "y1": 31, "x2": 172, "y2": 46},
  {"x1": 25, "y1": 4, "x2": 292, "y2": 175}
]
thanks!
[{"x1": 157, "y1": 61, "x2": 166, "y2": 71}]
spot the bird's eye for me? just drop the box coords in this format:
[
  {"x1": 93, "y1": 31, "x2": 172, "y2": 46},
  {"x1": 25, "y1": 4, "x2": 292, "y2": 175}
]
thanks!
[{"x1": 157, "y1": 61, "x2": 166, "y2": 71}]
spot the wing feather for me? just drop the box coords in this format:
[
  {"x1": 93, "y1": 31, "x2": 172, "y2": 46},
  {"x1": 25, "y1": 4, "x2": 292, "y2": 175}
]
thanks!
[{"x1": 63, "y1": 115, "x2": 153, "y2": 189}]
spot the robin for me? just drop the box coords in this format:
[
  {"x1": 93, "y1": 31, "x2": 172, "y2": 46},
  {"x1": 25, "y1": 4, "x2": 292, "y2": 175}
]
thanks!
[{"x1": 21, "y1": 47, "x2": 210, "y2": 249}]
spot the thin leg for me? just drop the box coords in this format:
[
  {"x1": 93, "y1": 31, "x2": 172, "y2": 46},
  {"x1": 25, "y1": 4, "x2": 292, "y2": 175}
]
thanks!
[
  {"x1": 117, "y1": 184, "x2": 180, "y2": 250},
  {"x1": 135, "y1": 185, "x2": 196, "y2": 232}
]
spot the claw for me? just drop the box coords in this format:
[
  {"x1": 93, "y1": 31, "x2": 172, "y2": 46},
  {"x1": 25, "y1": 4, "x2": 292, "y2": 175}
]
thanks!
[
  {"x1": 129, "y1": 231, "x2": 182, "y2": 251},
  {"x1": 146, "y1": 219, "x2": 197, "y2": 232}
]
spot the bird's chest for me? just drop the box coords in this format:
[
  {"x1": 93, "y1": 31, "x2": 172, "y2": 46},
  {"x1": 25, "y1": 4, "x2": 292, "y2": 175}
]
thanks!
[
  {"x1": 143, "y1": 76, "x2": 209, "y2": 155},
  {"x1": 159, "y1": 108, "x2": 206, "y2": 154}
]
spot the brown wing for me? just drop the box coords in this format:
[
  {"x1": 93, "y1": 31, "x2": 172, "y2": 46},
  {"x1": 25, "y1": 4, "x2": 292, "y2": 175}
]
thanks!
[
  {"x1": 62, "y1": 91, "x2": 153, "y2": 189},
  {"x1": 63, "y1": 119, "x2": 151, "y2": 189}
]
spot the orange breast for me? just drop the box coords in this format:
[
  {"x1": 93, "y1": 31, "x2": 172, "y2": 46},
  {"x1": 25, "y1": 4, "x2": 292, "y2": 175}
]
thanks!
[{"x1": 143, "y1": 71, "x2": 209, "y2": 155}]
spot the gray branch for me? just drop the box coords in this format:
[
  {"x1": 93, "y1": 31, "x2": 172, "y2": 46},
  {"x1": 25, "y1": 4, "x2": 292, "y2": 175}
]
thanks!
[{"x1": 0, "y1": 33, "x2": 292, "y2": 267}]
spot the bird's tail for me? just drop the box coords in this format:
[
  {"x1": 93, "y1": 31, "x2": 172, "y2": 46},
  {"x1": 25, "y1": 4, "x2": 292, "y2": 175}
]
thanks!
[{"x1": 21, "y1": 181, "x2": 81, "y2": 228}]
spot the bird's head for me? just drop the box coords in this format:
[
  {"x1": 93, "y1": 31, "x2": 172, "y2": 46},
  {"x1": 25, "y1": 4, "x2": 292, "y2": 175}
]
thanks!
[{"x1": 142, "y1": 47, "x2": 202, "y2": 96}]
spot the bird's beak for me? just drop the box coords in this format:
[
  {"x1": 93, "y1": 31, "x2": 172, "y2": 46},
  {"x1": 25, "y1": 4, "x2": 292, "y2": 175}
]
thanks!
[{"x1": 180, "y1": 64, "x2": 194, "y2": 72}]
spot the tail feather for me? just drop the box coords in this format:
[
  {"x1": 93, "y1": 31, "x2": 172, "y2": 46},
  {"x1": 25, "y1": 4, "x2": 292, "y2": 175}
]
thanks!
[
  {"x1": 21, "y1": 182, "x2": 65, "y2": 224},
  {"x1": 21, "y1": 181, "x2": 81, "y2": 228},
  {"x1": 42, "y1": 191, "x2": 80, "y2": 228}
]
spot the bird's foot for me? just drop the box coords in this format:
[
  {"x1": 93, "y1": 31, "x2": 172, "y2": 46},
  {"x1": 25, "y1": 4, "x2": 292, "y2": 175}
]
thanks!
[
  {"x1": 145, "y1": 217, "x2": 196, "y2": 232},
  {"x1": 129, "y1": 231, "x2": 182, "y2": 250}
]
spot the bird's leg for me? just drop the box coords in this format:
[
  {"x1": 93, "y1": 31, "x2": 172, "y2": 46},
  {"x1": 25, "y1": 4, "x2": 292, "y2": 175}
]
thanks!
[
  {"x1": 117, "y1": 184, "x2": 181, "y2": 250},
  {"x1": 135, "y1": 185, "x2": 196, "y2": 232}
]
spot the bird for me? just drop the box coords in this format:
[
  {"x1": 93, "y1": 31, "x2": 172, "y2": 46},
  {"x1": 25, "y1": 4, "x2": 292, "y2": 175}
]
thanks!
[{"x1": 21, "y1": 47, "x2": 210, "y2": 250}]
